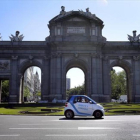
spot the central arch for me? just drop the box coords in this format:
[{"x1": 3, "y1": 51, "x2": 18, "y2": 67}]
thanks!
[{"x1": 63, "y1": 59, "x2": 91, "y2": 99}]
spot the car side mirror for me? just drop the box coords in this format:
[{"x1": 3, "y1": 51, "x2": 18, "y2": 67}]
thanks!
[{"x1": 89, "y1": 101, "x2": 93, "y2": 104}]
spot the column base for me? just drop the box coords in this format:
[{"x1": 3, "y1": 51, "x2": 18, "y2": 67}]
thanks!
[
  {"x1": 134, "y1": 95, "x2": 140, "y2": 103},
  {"x1": 42, "y1": 94, "x2": 62, "y2": 102},
  {"x1": 91, "y1": 94, "x2": 111, "y2": 103}
]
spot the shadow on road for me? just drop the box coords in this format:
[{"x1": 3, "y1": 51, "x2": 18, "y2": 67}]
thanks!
[{"x1": 59, "y1": 117, "x2": 104, "y2": 121}]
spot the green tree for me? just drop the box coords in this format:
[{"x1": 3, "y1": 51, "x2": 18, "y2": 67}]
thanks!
[
  {"x1": 1, "y1": 80, "x2": 9, "y2": 101},
  {"x1": 111, "y1": 70, "x2": 127, "y2": 99},
  {"x1": 23, "y1": 86, "x2": 30, "y2": 101},
  {"x1": 35, "y1": 91, "x2": 41, "y2": 100},
  {"x1": 66, "y1": 83, "x2": 85, "y2": 98},
  {"x1": 36, "y1": 91, "x2": 41, "y2": 97}
]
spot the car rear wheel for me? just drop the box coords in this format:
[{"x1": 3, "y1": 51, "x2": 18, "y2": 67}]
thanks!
[
  {"x1": 94, "y1": 111, "x2": 102, "y2": 119},
  {"x1": 65, "y1": 110, "x2": 74, "y2": 119}
]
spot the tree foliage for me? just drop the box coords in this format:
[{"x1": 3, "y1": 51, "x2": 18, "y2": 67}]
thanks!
[
  {"x1": 36, "y1": 91, "x2": 41, "y2": 97},
  {"x1": 111, "y1": 70, "x2": 127, "y2": 99},
  {"x1": 66, "y1": 83, "x2": 85, "y2": 98},
  {"x1": 1, "y1": 80, "x2": 9, "y2": 101},
  {"x1": 23, "y1": 86, "x2": 30, "y2": 98}
]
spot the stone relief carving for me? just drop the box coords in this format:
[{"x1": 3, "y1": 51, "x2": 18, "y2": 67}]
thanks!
[
  {"x1": 12, "y1": 55, "x2": 18, "y2": 60},
  {"x1": 19, "y1": 59, "x2": 26, "y2": 64},
  {"x1": 91, "y1": 53, "x2": 98, "y2": 58},
  {"x1": 29, "y1": 55, "x2": 33, "y2": 63},
  {"x1": 99, "y1": 55, "x2": 103, "y2": 59},
  {"x1": 133, "y1": 56, "x2": 140, "y2": 61},
  {"x1": 109, "y1": 59, "x2": 116, "y2": 64},
  {"x1": 128, "y1": 30, "x2": 140, "y2": 43},
  {"x1": 103, "y1": 56, "x2": 109, "y2": 60},
  {"x1": 9, "y1": 31, "x2": 24, "y2": 42},
  {"x1": 125, "y1": 59, "x2": 132, "y2": 64},
  {"x1": 74, "y1": 53, "x2": 79, "y2": 58},
  {"x1": 43, "y1": 56, "x2": 49, "y2": 60},
  {"x1": 118, "y1": 56, "x2": 123, "y2": 60},
  {"x1": 90, "y1": 53, "x2": 104, "y2": 59},
  {"x1": 0, "y1": 60, "x2": 10, "y2": 70},
  {"x1": 44, "y1": 53, "x2": 58, "y2": 59}
]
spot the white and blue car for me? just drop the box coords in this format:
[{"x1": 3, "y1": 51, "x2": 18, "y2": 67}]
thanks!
[{"x1": 64, "y1": 95, "x2": 104, "y2": 119}]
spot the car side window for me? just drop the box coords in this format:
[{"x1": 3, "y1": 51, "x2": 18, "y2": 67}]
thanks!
[
  {"x1": 85, "y1": 97, "x2": 90, "y2": 103},
  {"x1": 73, "y1": 96, "x2": 90, "y2": 103},
  {"x1": 73, "y1": 97, "x2": 81, "y2": 103},
  {"x1": 81, "y1": 97, "x2": 90, "y2": 103}
]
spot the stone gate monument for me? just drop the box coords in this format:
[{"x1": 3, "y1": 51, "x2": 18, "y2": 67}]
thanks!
[{"x1": 0, "y1": 7, "x2": 140, "y2": 103}]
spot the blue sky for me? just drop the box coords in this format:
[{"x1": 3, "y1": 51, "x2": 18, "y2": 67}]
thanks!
[
  {"x1": 0, "y1": 0, "x2": 139, "y2": 88},
  {"x1": 0, "y1": 0, "x2": 140, "y2": 41}
]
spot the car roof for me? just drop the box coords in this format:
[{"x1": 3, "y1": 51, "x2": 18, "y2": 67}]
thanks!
[{"x1": 71, "y1": 95, "x2": 88, "y2": 97}]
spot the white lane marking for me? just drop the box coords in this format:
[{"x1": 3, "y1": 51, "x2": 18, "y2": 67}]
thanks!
[
  {"x1": 94, "y1": 120, "x2": 124, "y2": 122},
  {"x1": 42, "y1": 120, "x2": 124, "y2": 122},
  {"x1": 78, "y1": 127, "x2": 119, "y2": 130},
  {"x1": 9, "y1": 128, "x2": 76, "y2": 130},
  {"x1": 133, "y1": 134, "x2": 140, "y2": 137},
  {"x1": 0, "y1": 135, "x2": 20, "y2": 137},
  {"x1": 81, "y1": 123, "x2": 121, "y2": 124},
  {"x1": 19, "y1": 124, "x2": 59, "y2": 125},
  {"x1": 42, "y1": 120, "x2": 73, "y2": 122},
  {"x1": 45, "y1": 134, "x2": 107, "y2": 137}
]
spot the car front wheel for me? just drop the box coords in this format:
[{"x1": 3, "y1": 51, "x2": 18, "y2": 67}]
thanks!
[
  {"x1": 65, "y1": 110, "x2": 74, "y2": 119},
  {"x1": 94, "y1": 111, "x2": 102, "y2": 119}
]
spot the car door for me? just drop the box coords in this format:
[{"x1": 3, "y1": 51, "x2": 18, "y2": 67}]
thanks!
[{"x1": 73, "y1": 96, "x2": 93, "y2": 115}]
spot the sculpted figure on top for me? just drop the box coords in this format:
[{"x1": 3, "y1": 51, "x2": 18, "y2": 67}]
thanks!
[
  {"x1": 56, "y1": 6, "x2": 96, "y2": 21},
  {"x1": 128, "y1": 30, "x2": 140, "y2": 43},
  {"x1": 9, "y1": 31, "x2": 24, "y2": 42},
  {"x1": 60, "y1": 6, "x2": 66, "y2": 15}
]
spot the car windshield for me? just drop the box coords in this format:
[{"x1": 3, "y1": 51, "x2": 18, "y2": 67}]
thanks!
[{"x1": 86, "y1": 96, "x2": 97, "y2": 104}]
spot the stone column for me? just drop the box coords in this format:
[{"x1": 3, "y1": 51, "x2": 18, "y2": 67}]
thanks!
[
  {"x1": 9, "y1": 56, "x2": 19, "y2": 104},
  {"x1": 55, "y1": 54, "x2": 62, "y2": 100},
  {"x1": 91, "y1": 54, "x2": 104, "y2": 102},
  {"x1": 86, "y1": 58, "x2": 92, "y2": 98},
  {"x1": 50, "y1": 56, "x2": 56, "y2": 100},
  {"x1": 91, "y1": 56, "x2": 98, "y2": 101},
  {"x1": 15, "y1": 73, "x2": 23, "y2": 103},
  {"x1": 133, "y1": 57, "x2": 140, "y2": 102},
  {"x1": 61, "y1": 57, "x2": 66, "y2": 100},
  {"x1": 96, "y1": 56, "x2": 104, "y2": 102},
  {"x1": 0, "y1": 80, "x2": 2, "y2": 103},
  {"x1": 41, "y1": 58, "x2": 50, "y2": 101},
  {"x1": 91, "y1": 56, "x2": 99, "y2": 101},
  {"x1": 103, "y1": 57, "x2": 111, "y2": 102}
]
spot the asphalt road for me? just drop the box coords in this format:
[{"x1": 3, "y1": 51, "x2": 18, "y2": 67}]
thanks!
[{"x1": 0, "y1": 115, "x2": 140, "y2": 140}]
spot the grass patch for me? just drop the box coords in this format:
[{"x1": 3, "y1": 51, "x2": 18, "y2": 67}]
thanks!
[
  {"x1": 0, "y1": 103, "x2": 140, "y2": 116},
  {"x1": 101, "y1": 103, "x2": 140, "y2": 115},
  {"x1": 0, "y1": 106, "x2": 64, "y2": 115}
]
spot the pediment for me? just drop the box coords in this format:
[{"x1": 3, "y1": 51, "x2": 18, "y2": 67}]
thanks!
[
  {"x1": 50, "y1": 11, "x2": 103, "y2": 25},
  {"x1": 67, "y1": 17, "x2": 86, "y2": 21}
]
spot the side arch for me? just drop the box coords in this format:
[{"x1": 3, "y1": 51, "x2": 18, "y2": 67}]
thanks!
[
  {"x1": 18, "y1": 59, "x2": 43, "y2": 103},
  {"x1": 109, "y1": 59, "x2": 133, "y2": 103},
  {"x1": 19, "y1": 60, "x2": 43, "y2": 75}
]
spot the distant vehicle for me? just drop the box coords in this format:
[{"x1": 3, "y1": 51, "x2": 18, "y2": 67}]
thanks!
[
  {"x1": 64, "y1": 95, "x2": 104, "y2": 119},
  {"x1": 111, "y1": 99, "x2": 117, "y2": 103},
  {"x1": 117, "y1": 95, "x2": 127, "y2": 103}
]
